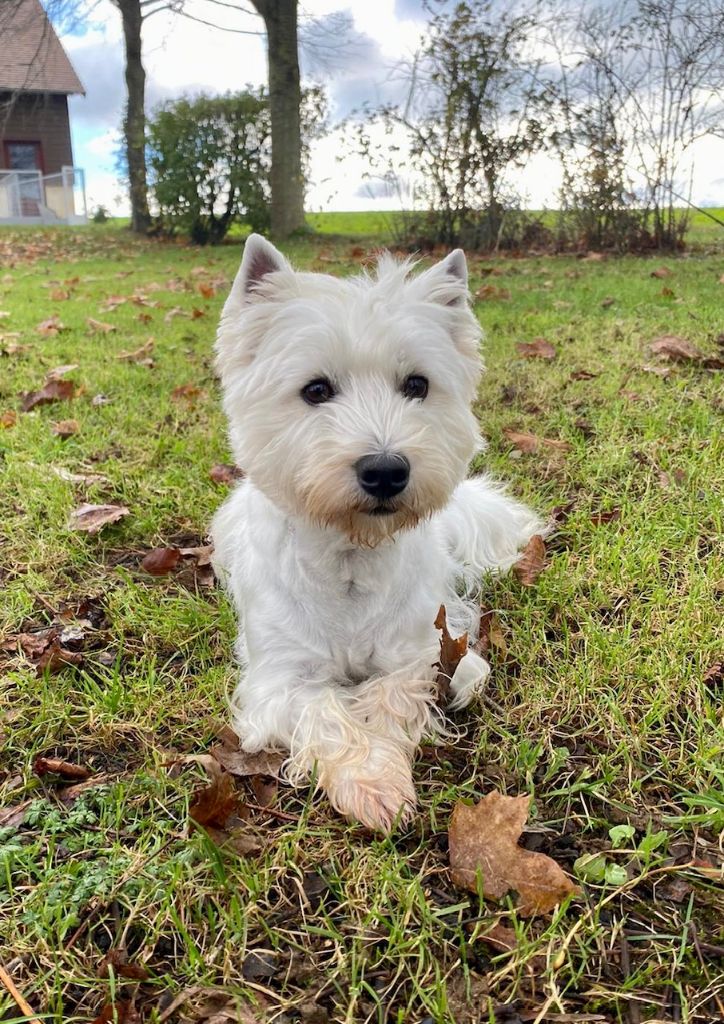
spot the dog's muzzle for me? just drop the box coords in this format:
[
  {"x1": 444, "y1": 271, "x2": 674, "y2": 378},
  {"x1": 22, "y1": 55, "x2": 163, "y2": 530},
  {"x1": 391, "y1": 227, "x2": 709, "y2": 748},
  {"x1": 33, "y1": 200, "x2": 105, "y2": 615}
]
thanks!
[{"x1": 355, "y1": 453, "x2": 410, "y2": 500}]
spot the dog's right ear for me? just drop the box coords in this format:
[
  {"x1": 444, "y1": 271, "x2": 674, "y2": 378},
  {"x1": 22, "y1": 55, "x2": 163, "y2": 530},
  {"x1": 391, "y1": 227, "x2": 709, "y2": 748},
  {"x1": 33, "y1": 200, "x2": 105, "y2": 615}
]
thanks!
[{"x1": 227, "y1": 234, "x2": 289, "y2": 308}]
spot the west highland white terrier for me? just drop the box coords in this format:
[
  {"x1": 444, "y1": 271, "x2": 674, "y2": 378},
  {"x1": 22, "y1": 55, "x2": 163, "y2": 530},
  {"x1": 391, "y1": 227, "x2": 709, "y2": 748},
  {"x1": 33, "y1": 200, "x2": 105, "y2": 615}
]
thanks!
[{"x1": 211, "y1": 234, "x2": 542, "y2": 831}]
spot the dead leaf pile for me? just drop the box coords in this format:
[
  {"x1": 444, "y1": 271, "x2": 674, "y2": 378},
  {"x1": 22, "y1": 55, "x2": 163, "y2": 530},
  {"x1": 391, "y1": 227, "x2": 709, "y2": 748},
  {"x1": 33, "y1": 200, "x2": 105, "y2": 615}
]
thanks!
[{"x1": 449, "y1": 791, "x2": 580, "y2": 915}]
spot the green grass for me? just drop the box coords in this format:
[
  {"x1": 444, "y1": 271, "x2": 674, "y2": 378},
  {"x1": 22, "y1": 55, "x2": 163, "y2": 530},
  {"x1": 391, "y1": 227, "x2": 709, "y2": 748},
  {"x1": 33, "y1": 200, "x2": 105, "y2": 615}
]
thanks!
[{"x1": 1, "y1": 225, "x2": 723, "y2": 1023}]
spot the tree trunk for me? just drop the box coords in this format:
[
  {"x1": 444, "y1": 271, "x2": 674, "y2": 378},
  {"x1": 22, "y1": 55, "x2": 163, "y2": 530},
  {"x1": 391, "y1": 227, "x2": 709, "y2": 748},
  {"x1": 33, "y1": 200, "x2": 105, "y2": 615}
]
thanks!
[
  {"x1": 252, "y1": 0, "x2": 305, "y2": 238},
  {"x1": 117, "y1": 0, "x2": 151, "y2": 233}
]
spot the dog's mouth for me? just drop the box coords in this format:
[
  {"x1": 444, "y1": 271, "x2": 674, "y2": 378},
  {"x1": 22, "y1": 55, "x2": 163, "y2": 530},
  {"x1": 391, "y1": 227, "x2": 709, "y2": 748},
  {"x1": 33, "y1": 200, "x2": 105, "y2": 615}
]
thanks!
[{"x1": 368, "y1": 503, "x2": 397, "y2": 516}]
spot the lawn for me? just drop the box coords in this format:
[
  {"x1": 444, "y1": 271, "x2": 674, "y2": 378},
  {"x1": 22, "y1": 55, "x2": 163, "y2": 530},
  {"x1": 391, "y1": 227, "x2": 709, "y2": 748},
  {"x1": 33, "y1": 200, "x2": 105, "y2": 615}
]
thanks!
[{"x1": 0, "y1": 224, "x2": 723, "y2": 1024}]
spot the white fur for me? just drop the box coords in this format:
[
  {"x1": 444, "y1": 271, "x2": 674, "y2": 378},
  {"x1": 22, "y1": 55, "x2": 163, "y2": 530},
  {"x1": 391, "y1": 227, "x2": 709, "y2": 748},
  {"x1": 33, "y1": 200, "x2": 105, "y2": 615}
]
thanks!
[{"x1": 211, "y1": 235, "x2": 543, "y2": 831}]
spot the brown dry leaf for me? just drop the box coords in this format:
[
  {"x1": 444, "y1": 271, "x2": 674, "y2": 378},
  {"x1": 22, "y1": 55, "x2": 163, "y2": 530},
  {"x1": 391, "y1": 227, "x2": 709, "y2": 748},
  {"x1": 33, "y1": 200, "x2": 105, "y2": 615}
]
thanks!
[
  {"x1": 34, "y1": 755, "x2": 91, "y2": 779},
  {"x1": 99, "y1": 948, "x2": 150, "y2": 980},
  {"x1": 118, "y1": 338, "x2": 154, "y2": 362},
  {"x1": 449, "y1": 791, "x2": 580, "y2": 916},
  {"x1": 475, "y1": 284, "x2": 511, "y2": 301},
  {"x1": 209, "y1": 463, "x2": 244, "y2": 485},
  {"x1": 191, "y1": 306, "x2": 206, "y2": 319},
  {"x1": 434, "y1": 604, "x2": 468, "y2": 703},
  {"x1": 590, "y1": 508, "x2": 621, "y2": 525},
  {"x1": 52, "y1": 418, "x2": 79, "y2": 438},
  {"x1": 86, "y1": 317, "x2": 116, "y2": 334},
  {"x1": 141, "y1": 546, "x2": 181, "y2": 575},
  {"x1": 660, "y1": 286, "x2": 675, "y2": 298},
  {"x1": 91, "y1": 1000, "x2": 140, "y2": 1024},
  {"x1": 513, "y1": 535, "x2": 546, "y2": 586},
  {"x1": 52, "y1": 466, "x2": 110, "y2": 486},
  {"x1": 47, "y1": 363, "x2": 79, "y2": 381},
  {"x1": 650, "y1": 266, "x2": 672, "y2": 279},
  {"x1": 100, "y1": 294, "x2": 127, "y2": 312},
  {"x1": 198, "y1": 283, "x2": 216, "y2": 298},
  {"x1": 473, "y1": 608, "x2": 508, "y2": 661},
  {"x1": 1, "y1": 410, "x2": 17, "y2": 428},
  {"x1": 35, "y1": 640, "x2": 84, "y2": 674},
  {"x1": 68, "y1": 503, "x2": 130, "y2": 534},
  {"x1": 21, "y1": 377, "x2": 76, "y2": 412},
  {"x1": 36, "y1": 315, "x2": 66, "y2": 335},
  {"x1": 49, "y1": 287, "x2": 71, "y2": 301},
  {"x1": 165, "y1": 306, "x2": 189, "y2": 323},
  {"x1": 517, "y1": 337, "x2": 556, "y2": 360},
  {"x1": 600, "y1": 296, "x2": 615, "y2": 308},
  {"x1": 189, "y1": 765, "x2": 241, "y2": 829},
  {"x1": 570, "y1": 369, "x2": 598, "y2": 381},
  {"x1": 136, "y1": 311, "x2": 153, "y2": 325},
  {"x1": 503, "y1": 429, "x2": 571, "y2": 454},
  {"x1": 703, "y1": 662, "x2": 723, "y2": 690},
  {"x1": 641, "y1": 364, "x2": 671, "y2": 378},
  {"x1": 649, "y1": 335, "x2": 704, "y2": 363},
  {"x1": 210, "y1": 733, "x2": 284, "y2": 779},
  {"x1": 172, "y1": 383, "x2": 202, "y2": 402}
]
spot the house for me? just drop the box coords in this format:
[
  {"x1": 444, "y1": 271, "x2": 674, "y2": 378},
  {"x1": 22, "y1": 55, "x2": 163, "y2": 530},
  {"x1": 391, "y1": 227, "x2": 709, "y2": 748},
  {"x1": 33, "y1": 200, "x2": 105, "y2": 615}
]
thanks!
[{"x1": 0, "y1": 0, "x2": 87, "y2": 224}]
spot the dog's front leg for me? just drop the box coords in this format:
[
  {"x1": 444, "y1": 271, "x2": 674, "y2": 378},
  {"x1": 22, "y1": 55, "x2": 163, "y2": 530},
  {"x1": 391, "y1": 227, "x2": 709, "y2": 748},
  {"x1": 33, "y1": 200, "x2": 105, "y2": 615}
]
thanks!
[{"x1": 231, "y1": 667, "x2": 416, "y2": 832}]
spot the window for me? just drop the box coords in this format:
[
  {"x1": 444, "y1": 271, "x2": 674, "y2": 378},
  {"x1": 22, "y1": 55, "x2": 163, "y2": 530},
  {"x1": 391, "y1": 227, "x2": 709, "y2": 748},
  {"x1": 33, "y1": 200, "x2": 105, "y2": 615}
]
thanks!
[{"x1": 4, "y1": 142, "x2": 43, "y2": 171}]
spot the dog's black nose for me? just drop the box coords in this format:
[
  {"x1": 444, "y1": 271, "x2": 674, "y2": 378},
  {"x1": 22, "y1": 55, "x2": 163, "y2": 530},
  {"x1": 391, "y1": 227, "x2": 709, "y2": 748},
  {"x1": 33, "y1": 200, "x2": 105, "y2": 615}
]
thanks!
[{"x1": 355, "y1": 454, "x2": 410, "y2": 499}]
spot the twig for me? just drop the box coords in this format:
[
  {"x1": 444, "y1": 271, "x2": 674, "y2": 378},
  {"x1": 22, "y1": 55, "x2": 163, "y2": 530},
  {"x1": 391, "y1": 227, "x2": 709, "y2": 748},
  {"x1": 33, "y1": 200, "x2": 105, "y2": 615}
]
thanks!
[{"x1": 0, "y1": 964, "x2": 42, "y2": 1024}]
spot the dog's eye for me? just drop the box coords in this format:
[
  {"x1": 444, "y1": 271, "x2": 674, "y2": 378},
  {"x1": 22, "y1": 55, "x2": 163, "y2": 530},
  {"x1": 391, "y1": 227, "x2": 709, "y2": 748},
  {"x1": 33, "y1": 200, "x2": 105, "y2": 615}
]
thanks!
[
  {"x1": 402, "y1": 375, "x2": 429, "y2": 400},
  {"x1": 301, "y1": 378, "x2": 335, "y2": 405}
]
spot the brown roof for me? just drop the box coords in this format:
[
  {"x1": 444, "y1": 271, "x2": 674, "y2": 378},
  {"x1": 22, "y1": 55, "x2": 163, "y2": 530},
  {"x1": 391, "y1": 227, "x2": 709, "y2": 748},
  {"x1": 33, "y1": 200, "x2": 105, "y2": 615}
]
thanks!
[{"x1": 0, "y1": 0, "x2": 84, "y2": 94}]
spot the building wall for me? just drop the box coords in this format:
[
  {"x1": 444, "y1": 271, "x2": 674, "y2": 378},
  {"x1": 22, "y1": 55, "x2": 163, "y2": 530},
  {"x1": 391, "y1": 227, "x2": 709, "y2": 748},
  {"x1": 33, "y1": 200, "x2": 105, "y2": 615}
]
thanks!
[{"x1": 0, "y1": 92, "x2": 73, "y2": 174}]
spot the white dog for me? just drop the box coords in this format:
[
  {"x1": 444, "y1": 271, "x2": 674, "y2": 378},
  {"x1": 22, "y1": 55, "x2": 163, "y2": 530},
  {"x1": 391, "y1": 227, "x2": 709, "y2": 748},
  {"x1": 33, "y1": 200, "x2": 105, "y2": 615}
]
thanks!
[{"x1": 211, "y1": 234, "x2": 542, "y2": 831}]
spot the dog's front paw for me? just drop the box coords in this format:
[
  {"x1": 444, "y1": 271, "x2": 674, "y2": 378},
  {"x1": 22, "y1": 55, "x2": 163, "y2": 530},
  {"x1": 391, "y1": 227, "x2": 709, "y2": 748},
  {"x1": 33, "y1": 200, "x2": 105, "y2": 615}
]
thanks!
[
  {"x1": 449, "y1": 649, "x2": 490, "y2": 709},
  {"x1": 325, "y1": 756, "x2": 416, "y2": 832}
]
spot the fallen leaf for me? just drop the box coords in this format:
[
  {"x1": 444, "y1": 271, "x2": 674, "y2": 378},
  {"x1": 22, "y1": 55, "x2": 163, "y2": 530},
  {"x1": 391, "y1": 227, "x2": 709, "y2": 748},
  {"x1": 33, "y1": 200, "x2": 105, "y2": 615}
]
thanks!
[
  {"x1": 434, "y1": 604, "x2": 468, "y2": 703},
  {"x1": 649, "y1": 335, "x2": 704, "y2": 363},
  {"x1": 703, "y1": 661, "x2": 723, "y2": 691},
  {"x1": 34, "y1": 756, "x2": 91, "y2": 779},
  {"x1": 36, "y1": 315, "x2": 66, "y2": 335},
  {"x1": 68, "y1": 503, "x2": 130, "y2": 533},
  {"x1": 118, "y1": 338, "x2": 154, "y2": 363},
  {"x1": 590, "y1": 508, "x2": 621, "y2": 525},
  {"x1": 569, "y1": 369, "x2": 598, "y2": 381},
  {"x1": 210, "y1": 732, "x2": 284, "y2": 779},
  {"x1": 475, "y1": 284, "x2": 511, "y2": 301},
  {"x1": 172, "y1": 383, "x2": 202, "y2": 402},
  {"x1": 503, "y1": 429, "x2": 571, "y2": 454},
  {"x1": 35, "y1": 640, "x2": 84, "y2": 674},
  {"x1": 600, "y1": 296, "x2": 615, "y2": 308},
  {"x1": 52, "y1": 418, "x2": 79, "y2": 438},
  {"x1": 21, "y1": 377, "x2": 77, "y2": 412},
  {"x1": 1, "y1": 410, "x2": 16, "y2": 428},
  {"x1": 449, "y1": 791, "x2": 580, "y2": 916},
  {"x1": 99, "y1": 948, "x2": 149, "y2": 980},
  {"x1": 91, "y1": 999, "x2": 140, "y2": 1024},
  {"x1": 190, "y1": 765, "x2": 241, "y2": 829},
  {"x1": 650, "y1": 266, "x2": 672, "y2": 279},
  {"x1": 87, "y1": 318, "x2": 116, "y2": 334},
  {"x1": 517, "y1": 338, "x2": 556, "y2": 360},
  {"x1": 209, "y1": 463, "x2": 244, "y2": 485},
  {"x1": 191, "y1": 306, "x2": 206, "y2": 319},
  {"x1": 660, "y1": 286, "x2": 675, "y2": 298},
  {"x1": 641, "y1": 364, "x2": 672, "y2": 378},
  {"x1": 513, "y1": 535, "x2": 546, "y2": 585},
  {"x1": 141, "y1": 546, "x2": 181, "y2": 575},
  {"x1": 165, "y1": 306, "x2": 189, "y2": 323},
  {"x1": 46, "y1": 363, "x2": 78, "y2": 380},
  {"x1": 198, "y1": 283, "x2": 216, "y2": 298},
  {"x1": 52, "y1": 467, "x2": 110, "y2": 485},
  {"x1": 474, "y1": 608, "x2": 508, "y2": 661}
]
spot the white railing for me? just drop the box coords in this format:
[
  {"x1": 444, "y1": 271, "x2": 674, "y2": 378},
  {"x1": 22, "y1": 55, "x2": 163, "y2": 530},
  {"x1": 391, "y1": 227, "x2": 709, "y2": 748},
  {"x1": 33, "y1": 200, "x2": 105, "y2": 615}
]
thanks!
[{"x1": 0, "y1": 167, "x2": 87, "y2": 224}]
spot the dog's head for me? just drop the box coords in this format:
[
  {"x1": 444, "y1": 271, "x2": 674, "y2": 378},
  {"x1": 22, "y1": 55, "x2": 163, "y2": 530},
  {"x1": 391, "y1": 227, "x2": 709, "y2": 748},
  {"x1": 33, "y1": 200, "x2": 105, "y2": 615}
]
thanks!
[{"x1": 216, "y1": 235, "x2": 483, "y2": 546}]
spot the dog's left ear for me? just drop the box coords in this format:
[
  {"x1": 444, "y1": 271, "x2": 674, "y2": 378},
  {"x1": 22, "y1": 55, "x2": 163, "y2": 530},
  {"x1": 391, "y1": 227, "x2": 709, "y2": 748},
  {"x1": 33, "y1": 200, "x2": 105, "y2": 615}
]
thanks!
[{"x1": 415, "y1": 248, "x2": 468, "y2": 307}]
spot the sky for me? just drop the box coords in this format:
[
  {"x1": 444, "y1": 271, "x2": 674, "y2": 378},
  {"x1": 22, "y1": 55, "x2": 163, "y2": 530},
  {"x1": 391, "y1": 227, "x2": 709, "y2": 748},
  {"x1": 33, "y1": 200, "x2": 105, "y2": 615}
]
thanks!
[{"x1": 58, "y1": 0, "x2": 724, "y2": 217}]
